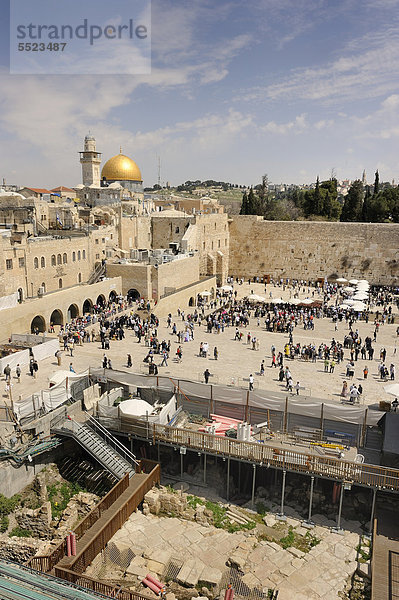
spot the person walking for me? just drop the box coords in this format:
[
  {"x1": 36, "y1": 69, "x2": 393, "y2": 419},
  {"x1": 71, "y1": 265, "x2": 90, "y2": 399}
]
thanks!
[
  {"x1": 69, "y1": 363, "x2": 75, "y2": 373},
  {"x1": 204, "y1": 368, "x2": 210, "y2": 384},
  {"x1": 260, "y1": 360, "x2": 265, "y2": 376},
  {"x1": 249, "y1": 374, "x2": 254, "y2": 391},
  {"x1": 3, "y1": 364, "x2": 11, "y2": 382},
  {"x1": 15, "y1": 364, "x2": 21, "y2": 383},
  {"x1": 32, "y1": 359, "x2": 38, "y2": 378},
  {"x1": 127, "y1": 354, "x2": 132, "y2": 368},
  {"x1": 160, "y1": 349, "x2": 168, "y2": 367},
  {"x1": 214, "y1": 347, "x2": 218, "y2": 360}
]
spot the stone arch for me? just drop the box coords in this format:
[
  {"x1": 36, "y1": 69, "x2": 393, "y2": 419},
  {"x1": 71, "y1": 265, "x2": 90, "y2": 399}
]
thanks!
[
  {"x1": 127, "y1": 288, "x2": 140, "y2": 301},
  {"x1": 109, "y1": 290, "x2": 117, "y2": 302},
  {"x1": 96, "y1": 294, "x2": 106, "y2": 307},
  {"x1": 31, "y1": 315, "x2": 46, "y2": 333},
  {"x1": 188, "y1": 296, "x2": 195, "y2": 307},
  {"x1": 58, "y1": 278, "x2": 63, "y2": 289},
  {"x1": 67, "y1": 304, "x2": 79, "y2": 320},
  {"x1": 50, "y1": 309, "x2": 63, "y2": 326},
  {"x1": 83, "y1": 298, "x2": 93, "y2": 314}
]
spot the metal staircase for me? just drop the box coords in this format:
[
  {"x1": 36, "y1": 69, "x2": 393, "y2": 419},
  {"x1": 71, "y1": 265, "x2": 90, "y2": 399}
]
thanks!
[
  {"x1": 52, "y1": 414, "x2": 138, "y2": 480},
  {"x1": 87, "y1": 262, "x2": 106, "y2": 285}
]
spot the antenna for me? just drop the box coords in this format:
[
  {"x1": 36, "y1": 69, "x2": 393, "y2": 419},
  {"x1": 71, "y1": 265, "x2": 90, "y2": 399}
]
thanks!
[{"x1": 157, "y1": 154, "x2": 161, "y2": 188}]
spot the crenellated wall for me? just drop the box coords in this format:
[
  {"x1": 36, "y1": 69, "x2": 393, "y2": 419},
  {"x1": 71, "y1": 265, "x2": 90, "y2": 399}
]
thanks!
[{"x1": 228, "y1": 216, "x2": 399, "y2": 284}]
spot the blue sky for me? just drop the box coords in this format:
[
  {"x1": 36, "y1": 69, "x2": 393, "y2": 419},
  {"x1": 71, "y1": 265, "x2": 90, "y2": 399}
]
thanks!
[{"x1": 1, "y1": 0, "x2": 399, "y2": 188}]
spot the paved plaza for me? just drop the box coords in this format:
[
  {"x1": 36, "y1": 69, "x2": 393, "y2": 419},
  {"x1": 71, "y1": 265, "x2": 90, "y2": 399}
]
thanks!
[{"x1": 3, "y1": 282, "x2": 397, "y2": 412}]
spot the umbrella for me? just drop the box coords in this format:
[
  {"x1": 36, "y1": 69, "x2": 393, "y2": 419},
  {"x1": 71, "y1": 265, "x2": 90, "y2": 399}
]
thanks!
[
  {"x1": 358, "y1": 279, "x2": 369, "y2": 284},
  {"x1": 349, "y1": 279, "x2": 359, "y2": 285},
  {"x1": 356, "y1": 283, "x2": 370, "y2": 290},
  {"x1": 351, "y1": 301, "x2": 367, "y2": 311},
  {"x1": 353, "y1": 293, "x2": 368, "y2": 300},
  {"x1": 289, "y1": 298, "x2": 301, "y2": 305},
  {"x1": 384, "y1": 383, "x2": 399, "y2": 397},
  {"x1": 301, "y1": 298, "x2": 314, "y2": 305},
  {"x1": 342, "y1": 299, "x2": 355, "y2": 306},
  {"x1": 343, "y1": 286, "x2": 355, "y2": 293},
  {"x1": 335, "y1": 277, "x2": 348, "y2": 283},
  {"x1": 271, "y1": 298, "x2": 284, "y2": 304},
  {"x1": 220, "y1": 285, "x2": 233, "y2": 292},
  {"x1": 199, "y1": 291, "x2": 211, "y2": 297},
  {"x1": 247, "y1": 294, "x2": 266, "y2": 303}
]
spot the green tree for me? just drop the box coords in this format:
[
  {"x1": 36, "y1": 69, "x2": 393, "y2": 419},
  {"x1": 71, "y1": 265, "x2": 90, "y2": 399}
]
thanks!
[
  {"x1": 362, "y1": 185, "x2": 371, "y2": 221},
  {"x1": 373, "y1": 170, "x2": 380, "y2": 195},
  {"x1": 340, "y1": 180, "x2": 364, "y2": 222},
  {"x1": 246, "y1": 188, "x2": 257, "y2": 214},
  {"x1": 239, "y1": 191, "x2": 249, "y2": 215}
]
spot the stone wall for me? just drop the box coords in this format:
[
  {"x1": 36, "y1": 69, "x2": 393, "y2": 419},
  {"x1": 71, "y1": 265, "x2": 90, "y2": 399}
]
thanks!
[{"x1": 229, "y1": 216, "x2": 399, "y2": 284}]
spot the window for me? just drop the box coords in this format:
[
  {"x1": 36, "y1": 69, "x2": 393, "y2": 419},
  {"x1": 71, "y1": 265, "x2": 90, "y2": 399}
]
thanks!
[
  {"x1": 110, "y1": 234, "x2": 113, "y2": 239},
  {"x1": 19, "y1": 257, "x2": 25, "y2": 268},
  {"x1": 58, "y1": 278, "x2": 62, "y2": 289},
  {"x1": 102, "y1": 237, "x2": 105, "y2": 243},
  {"x1": 41, "y1": 256, "x2": 45, "y2": 268},
  {"x1": 78, "y1": 250, "x2": 81, "y2": 261},
  {"x1": 218, "y1": 239, "x2": 221, "y2": 248},
  {"x1": 51, "y1": 254, "x2": 56, "y2": 266},
  {"x1": 6, "y1": 259, "x2": 13, "y2": 270},
  {"x1": 203, "y1": 242, "x2": 205, "y2": 250},
  {"x1": 211, "y1": 241, "x2": 214, "y2": 250},
  {"x1": 225, "y1": 238, "x2": 227, "y2": 246},
  {"x1": 34, "y1": 257, "x2": 39, "y2": 269},
  {"x1": 63, "y1": 253, "x2": 67, "y2": 264},
  {"x1": 82, "y1": 250, "x2": 86, "y2": 259},
  {"x1": 72, "y1": 251, "x2": 76, "y2": 262},
  {"x1": 215, "y1": 222, "x2": 217, "y2": 229},
  {"x1": 78, "y1": 273, "x2": 82, "y2": 283},
  {"x1": 41, "y1": 282, "x2": 46, "y2": 292},
  {"x1": 95, "y1": 239, "x2": 99, "y2": 245},
  {"x1": 95, "y1": 253, "x2": 100, "y2": 259},
  {"x1": 57, "y1": 254, "x2": 62, "y2": 265},
  {"x1": 175, "y1": 227, "x2": 180, "y2": 234}
]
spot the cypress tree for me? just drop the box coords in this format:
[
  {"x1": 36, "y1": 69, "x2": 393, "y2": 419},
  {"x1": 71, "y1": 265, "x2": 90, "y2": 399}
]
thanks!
[
  {"x1": 373, "y1": 170, "x2": 379, "y2": 195},
  {"x1": 240, "y1": 191, "x2": 248, "y2": 215}
]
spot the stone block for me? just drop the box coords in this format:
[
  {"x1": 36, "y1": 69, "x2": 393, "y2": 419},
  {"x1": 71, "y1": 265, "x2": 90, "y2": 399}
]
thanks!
[
  {"x1": 199, "y1": 566, "x2": 223, "y2": 589},
  {"x1": 177, "y1": 558, "x2": 205, "y2": 587}
]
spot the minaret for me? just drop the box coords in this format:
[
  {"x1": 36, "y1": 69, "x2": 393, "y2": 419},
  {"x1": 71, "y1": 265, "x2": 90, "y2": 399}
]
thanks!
[
  {"x1": 362, "y1": 170, "x2": 367, "y2": 185},
  {"x1": 79, "y1": 134, "x2": 102, "y2": 187}
]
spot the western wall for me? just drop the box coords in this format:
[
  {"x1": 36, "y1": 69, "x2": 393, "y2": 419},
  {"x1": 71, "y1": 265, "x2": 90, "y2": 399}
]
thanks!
[{"x1": 228, "y1": 216, "x2": 399, "y2": 284}]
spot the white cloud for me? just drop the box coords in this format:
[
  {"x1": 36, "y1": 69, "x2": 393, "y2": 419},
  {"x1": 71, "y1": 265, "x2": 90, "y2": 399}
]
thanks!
[{"x1": 261, "y1": 114, "x2": 307, "y2": 135}]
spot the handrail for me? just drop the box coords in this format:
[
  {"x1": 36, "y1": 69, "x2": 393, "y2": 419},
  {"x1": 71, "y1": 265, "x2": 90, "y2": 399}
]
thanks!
[
  {"x1": 97, "y1": 416, "x2": 399, "y2": 492},
  {"x1": 86, "y1": 413, "x2": 139, "y2": 466}
]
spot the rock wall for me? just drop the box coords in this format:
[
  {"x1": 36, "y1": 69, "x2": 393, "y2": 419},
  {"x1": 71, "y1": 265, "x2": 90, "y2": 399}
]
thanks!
[{"x1": 228, "y1": 216, "x2": 399, "y2": 285}]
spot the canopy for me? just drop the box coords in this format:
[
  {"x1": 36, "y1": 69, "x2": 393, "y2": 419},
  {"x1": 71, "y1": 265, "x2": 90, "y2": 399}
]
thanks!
[
  {"x1": 349, "y1": 279, "x2": 359, "y2": 285},
  {"x1": 270, "y1": 298, "x2": 284, "y2": 304},
  {"x1": 300, "y1": 298, "x2": 314, "y2": 305},
  {"x1": 199, "y1": 291, "x2": 211, "y2": 297},
  {"x1": 335, "y1": 277, "x2": 348, "y2": 283},
  {"x1": 343, "y1": 286, "x2": 355, "y2": 293},
  {"x1": 220, "y1": 285, "x2": 233, "y2": 292},
  {"x1": 248, "y1": 294, "x2": 266, "y2": 303},
  {"x1": 289, "y1": 298, "x2": 301, "y2": 305},
  {"x1": 48, "y1": 370, "x2": 86, "y2": 387},
  {"x1": 356, "y1": 283, "x2": 370, "y2": 290},
  {"x1": 353, "y1": 293, "x2": 368, "y2": 300}
]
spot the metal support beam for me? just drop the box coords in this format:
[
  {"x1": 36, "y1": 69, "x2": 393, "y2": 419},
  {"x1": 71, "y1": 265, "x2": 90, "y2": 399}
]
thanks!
[
  {"x1": 157, "y1": 441, "x2": 160, "y2": 463},
  {"x1": 278, "y1": 470, "x2": 287, "y2": 520},
  {"x1": 303, "y1": 476, "x2": 315, "y2": 528},
  {"x1": 238, "y1": 461, "x2": 241, "y2": 491},
  {"x1": 180, "y1": 452, "x2": 183, "y2": 479},
  {"x1": 369, "y1": 488, "x2": 377, "y2": 536},
  {"x1": 251, "y1": 464, "x2": 256, "y2": 508},
  {"x1": 333, "y1": 483, "x2": 344, "y2": 533},
  {"x1": 227, "y1": 457, "x2": 231, "y2": 500},
  {"x1": 203, "y1": 453, "x2": 207, "y2": 484}
]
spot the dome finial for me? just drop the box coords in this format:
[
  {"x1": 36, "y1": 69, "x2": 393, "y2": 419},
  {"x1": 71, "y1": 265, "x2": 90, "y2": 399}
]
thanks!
[{"x1": 120, "y1": 145, "x2": 122, "y2": 154}]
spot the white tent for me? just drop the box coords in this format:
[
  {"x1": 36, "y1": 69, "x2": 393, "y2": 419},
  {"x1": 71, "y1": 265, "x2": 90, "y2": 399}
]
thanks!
[{"x1": 119, "y1": 398, "x2": 153, "y2": 417}]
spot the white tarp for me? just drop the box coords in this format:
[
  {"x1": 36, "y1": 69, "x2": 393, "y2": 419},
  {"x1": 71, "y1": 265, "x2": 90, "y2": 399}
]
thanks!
[
  {"x1": 0, "y1": 292, "x2": 18, "y2": 312},
  {"x1": 0, "y1": 349, "x2": 30, "y2": 374},
  {"x1": 33, "y1": 338, "x2": 60, "y2": 362}
]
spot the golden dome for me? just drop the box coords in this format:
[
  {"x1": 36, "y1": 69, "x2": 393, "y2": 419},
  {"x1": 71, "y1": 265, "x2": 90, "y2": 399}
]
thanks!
[{"x1": 101, "y1": 152, "x2": 142, "y2": 182}]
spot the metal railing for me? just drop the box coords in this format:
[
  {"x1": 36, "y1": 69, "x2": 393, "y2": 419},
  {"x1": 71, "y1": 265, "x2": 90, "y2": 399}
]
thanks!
[
  {"x1": 53, "y1": 567, "x2": 153, "y2": 600},
  {"x1": 85, "y1": 413, "x2": 140, "y2": 467},
  {"x1": 99, "y1": 418, "x2": 399, "y2": 492}
]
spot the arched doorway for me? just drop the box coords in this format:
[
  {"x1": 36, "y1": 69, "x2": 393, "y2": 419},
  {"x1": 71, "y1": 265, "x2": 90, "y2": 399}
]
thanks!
[
  {"x1": 109, "y1": 291, "x2": 117, "y2": 302},
  {"x1": 50, "y1": 309, "x2": 63, "y2": 327},
  {"x1": 83, "y1": 299, "x2": 93, "y2": 314},
  {"x1": 96, "y1": 294, "x2": 106, "y2": 307},
  {"x1": 67, "y1": 304, "x2": 79, "y2": 320},
  {"x1": 31, "y1": 315, "x2": 46, "y2": 333},
  {"x1": 127, "y1": 289, "x2": 140, "y2": 301},
  {"x1": 188, "y1": 296, "x2": 195, "y2": 307}
]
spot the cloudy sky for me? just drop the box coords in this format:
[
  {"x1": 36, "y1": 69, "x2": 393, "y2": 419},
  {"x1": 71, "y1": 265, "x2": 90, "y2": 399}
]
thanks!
[{"x1": 1, "y1": 0, "x2": 399, "y2": 188}]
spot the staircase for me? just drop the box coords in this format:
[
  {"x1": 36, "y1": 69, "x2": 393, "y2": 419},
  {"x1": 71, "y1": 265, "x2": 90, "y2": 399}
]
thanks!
[
  {"x1": 52, "y1": 415, "x2": 138, "y2": 480},
  {"x1": 87, "y1": 262, "x2": 106, "y2": 285}
]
